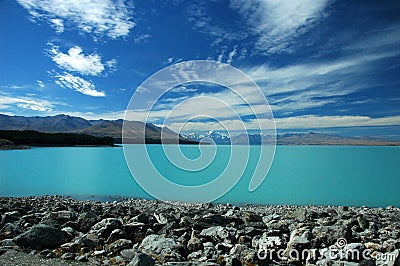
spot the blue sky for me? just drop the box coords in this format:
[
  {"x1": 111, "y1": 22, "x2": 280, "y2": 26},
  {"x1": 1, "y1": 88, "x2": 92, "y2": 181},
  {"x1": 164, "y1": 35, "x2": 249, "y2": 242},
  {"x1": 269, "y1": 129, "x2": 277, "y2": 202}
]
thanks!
[{"x1": 0, "y1": 0, "x2": 399, "y2": 137}]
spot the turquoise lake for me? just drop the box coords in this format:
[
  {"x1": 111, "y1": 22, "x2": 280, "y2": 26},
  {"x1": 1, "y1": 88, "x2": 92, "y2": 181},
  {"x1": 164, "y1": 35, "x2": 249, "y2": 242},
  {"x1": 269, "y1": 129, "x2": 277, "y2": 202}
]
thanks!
[{"x1": 0, "y1": 145, "x2": 399, "y2": 207}]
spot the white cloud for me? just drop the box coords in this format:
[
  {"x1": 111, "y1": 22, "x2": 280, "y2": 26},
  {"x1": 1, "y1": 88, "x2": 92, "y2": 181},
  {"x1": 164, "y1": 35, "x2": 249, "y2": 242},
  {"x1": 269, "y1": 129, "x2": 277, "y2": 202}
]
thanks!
[
  {"x1": 226, "y1": 48, "x2": 237, "y2": 65},
  {"x1": 0, "y1": 95, "x2": 53, "y2": 112},
  {"x1": 49, "y1": 45, "x2": 114, "y2": 76},
  {"x1": 275, "y1": 115, "x2": 400, "y2": 129},
  {"x1": 166, "y1": 115, "x2": 400, "y2": 132},
  {"x1": 50, "y1": 18, "x2": 64, "y2": 33},
  {"x1": 165, "y1": 86, "x2": 198, "y2": 94},
  {"x1": 37, "y1": 80, "x2": 45, "y2": 88},
  {"x1": 16, "y1": 0, "x2": 135, "y2": 39},
  {"x1": 55, "y1": 73, "x2": 105, "y2": 97},
  {"x1": 230, "y1": 0, "x2": 330, "y2": 54},
  {"x1": 242, "y1": 50, "x2": 400, "y2": 114}
]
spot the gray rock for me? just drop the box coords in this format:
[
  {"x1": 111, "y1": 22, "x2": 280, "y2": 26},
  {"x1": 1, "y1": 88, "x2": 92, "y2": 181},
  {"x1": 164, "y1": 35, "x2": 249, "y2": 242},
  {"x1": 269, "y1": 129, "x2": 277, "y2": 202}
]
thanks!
[
  {"x1": 0, "y1": 238, "x2": 18, "y2": 248},
  {"x1": 75, "y1": 254, "x2": 89, "y2": 262},
  {"x1": 74, "y1": 233, "x2": 100, "y2": 249},
  {"x1": 134, "y1": 213, "x2": 150, "y2": 224},
  {"x1": 187, "y1": 235, "x2": 202, "y2": 252},
  {"x1": 139, "y1": 234, "x2": 177, "y2": 255},
  {"x1": 0, "y1": 223, "x2": 22, "y2": 238},
  {"x1": 200, "y1": 226, "x2": 236, "y2": 243},
  {"x1": 284, "y1": 230, "x2": 311, "y2": 261},
  {"x1": 312, "y1": 225, "x2": 351, "y2": 247},
  {"x1": 1, "y1": 211, "x2": 20, "y2": 224},
  {"x1": 154, "y1": 213, "x2": 169, "y2": 224},
  {"x1": 128, "y1": 252, "x2": 155, "y2": 266},
  {"x1": 61, "y1": 226, "x2": 80, "y2": 242},
  {"x1": 262, "y1": 214, "x2": 280, "y2": 224},
  {"x1": 291, "y1": 208, "x2": 307, "y2": 222},
  {"x1": 120, "y1": 248, "x2": 138, "y2": 260},
  {"x1": 14, "y1": 224, "x2": 64, "y2": 249},
  {"x1": 106, "y1": 238, "x2": 133, "y2": 253},
  {"x1": 60, "y1": 252, "x2": 76, "y2": 260},
  {"x1": 88, "y1": 218, "x2": 122, "y2": 239},
  {"x1": 257, "y1": 234, "x2": 283, "y2": 250},
  {"x1": 357, "y1": 216, "x2": 369, "y2": 230},
  {"x1": 76, "y1": 211, "x2": 100, "y2": 232}
]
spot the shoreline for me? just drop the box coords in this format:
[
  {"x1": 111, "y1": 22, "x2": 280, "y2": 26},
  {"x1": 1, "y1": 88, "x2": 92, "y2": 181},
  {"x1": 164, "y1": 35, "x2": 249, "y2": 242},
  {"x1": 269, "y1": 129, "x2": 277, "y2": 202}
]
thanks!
[{"x1": 1, "y1": 196, "x2": 399, "y2": 265}]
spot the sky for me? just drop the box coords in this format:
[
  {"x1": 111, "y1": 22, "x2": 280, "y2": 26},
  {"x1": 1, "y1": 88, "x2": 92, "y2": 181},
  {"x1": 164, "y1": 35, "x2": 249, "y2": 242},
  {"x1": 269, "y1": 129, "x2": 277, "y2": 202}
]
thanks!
[{"x1": 0, "y1": 0, "x2": 399, "y2": 138}]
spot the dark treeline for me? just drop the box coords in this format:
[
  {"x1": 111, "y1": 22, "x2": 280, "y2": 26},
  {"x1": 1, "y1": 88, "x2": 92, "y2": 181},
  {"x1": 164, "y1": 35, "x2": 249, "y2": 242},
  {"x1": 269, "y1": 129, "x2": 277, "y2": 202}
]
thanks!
[{"x1": 0, "y1": 130, "x2": 114, "y2": 146}]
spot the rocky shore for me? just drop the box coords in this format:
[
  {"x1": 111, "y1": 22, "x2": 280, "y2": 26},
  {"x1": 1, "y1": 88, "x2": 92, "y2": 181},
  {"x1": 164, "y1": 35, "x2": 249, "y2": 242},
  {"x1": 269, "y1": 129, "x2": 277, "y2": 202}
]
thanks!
[{"x1": 0, "y1": 196, "x2": 399, "y2": 265}]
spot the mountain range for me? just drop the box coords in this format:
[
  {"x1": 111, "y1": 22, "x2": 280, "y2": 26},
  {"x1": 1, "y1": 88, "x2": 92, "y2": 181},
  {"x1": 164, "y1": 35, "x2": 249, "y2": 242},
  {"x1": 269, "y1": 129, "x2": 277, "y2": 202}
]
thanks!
[
  {"x1": 0, "y1": 114, "x2": 399, "y2": 146},
  {"x1": 0, "y1": 114, "x2": 197, "y2": 144}
]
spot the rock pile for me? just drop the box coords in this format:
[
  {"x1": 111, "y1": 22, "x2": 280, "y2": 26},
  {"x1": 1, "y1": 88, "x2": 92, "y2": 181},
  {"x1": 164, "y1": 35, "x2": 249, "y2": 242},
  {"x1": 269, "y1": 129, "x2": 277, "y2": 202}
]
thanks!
[{"x1": 0, "y1": 196, "x2": 399, "y2": 265}]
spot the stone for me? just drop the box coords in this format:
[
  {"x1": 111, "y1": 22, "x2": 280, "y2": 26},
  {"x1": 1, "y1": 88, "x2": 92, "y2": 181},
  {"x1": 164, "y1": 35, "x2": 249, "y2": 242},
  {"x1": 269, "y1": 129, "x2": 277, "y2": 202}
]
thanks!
[
  {"x1": 199, "y1": 226, "x2": 236, "y2": 243},
  {"x1": 0, "y1": 223, "x2": 22, "y2": 238},
  {"x1": 74, "y1": 233, "x2": 100, "y2": 249},
  {"x1": 291, "y1": 209, "x2": 307, "y2": 222},
  {"x1": 76, "y1": 254, "x2": 89, "y2": 262},
  {"x1": 312, "y1": 225, "x2": 352, "y2": 247},
  {"x1": 88, "y1": 218, "x2": 122, "y2": 239},
  {"x1": 106, "y1": 238, "x2": 133, "y2": 253},
  {"x1": 76, "y1": 211, "x2": 100, "y2": 232},
  {"x1": 154, "y1": 213, "x2": 168, "y2": 224},
  {"x1": 61, "y1": 226, "x2": 80, "y2": 242},
  {"x1": 128, "y1": 252, "x2": 155, "y2": 266},
  {"x1": 120, "y1": 248, "x2": 138, "y2": 260},
  {"x1": 139, "y1": 234, "x2": 177, "y2": 255},
  {"x1": 187, "y1": 235, "x2": 202, "y2": 252},
  {"x1": 284, "y1": 230, "x2": 311, "y2": 262},
  {"x1": 262, "y1": 214, "x2": 280, "y2": 224},
  {"x1": 14, "y1": 224, "x2": 64, "y2": 249},
  {"x1": 1, "y1": 211, "x2": 20, "y2": 224},
  {"x1": 60, "y1": 252, "x2": 76, "y2": 260}
]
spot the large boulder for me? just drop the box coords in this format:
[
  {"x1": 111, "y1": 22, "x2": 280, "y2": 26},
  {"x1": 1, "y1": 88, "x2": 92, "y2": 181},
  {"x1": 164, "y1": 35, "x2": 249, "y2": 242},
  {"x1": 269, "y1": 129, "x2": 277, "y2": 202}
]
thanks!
[
  {"x1": 139, "y1": 234, "x2": 183, "y2": 263},
  {"x1": 139, "y1": 234, "x2": 177, "y2": 255},
  {"x1": 14, "y1": 224, "x2": 64, "y2": 249}
]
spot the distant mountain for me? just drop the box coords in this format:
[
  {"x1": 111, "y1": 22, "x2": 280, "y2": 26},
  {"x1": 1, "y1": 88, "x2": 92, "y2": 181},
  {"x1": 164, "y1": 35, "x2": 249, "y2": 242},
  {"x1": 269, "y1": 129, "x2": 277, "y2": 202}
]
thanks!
[
  {"x1": 0, "y1": 114, "x2": 91, "y2": 132},
  {"x1": 277, "y1": 132, "x2": 400, "y2": 145},
  {"x1": 0, "y1": 114, "x2": 198, "y2": 145},
  {"x1": 79, "y1": 120, "x2": 197, "y2": 144},
  {"x1": 184, "y1": 131, "x2": 400, "y2": 146}
]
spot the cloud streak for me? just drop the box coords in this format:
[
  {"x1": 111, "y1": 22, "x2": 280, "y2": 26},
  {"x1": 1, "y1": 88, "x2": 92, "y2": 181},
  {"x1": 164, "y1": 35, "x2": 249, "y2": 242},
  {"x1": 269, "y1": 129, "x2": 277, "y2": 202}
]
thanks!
[
  {"x1": 54, "y1": 73, "x2": 105, "y2": 97},
  {"x1": 0, "y1": 94, "x2": 53, "y2": 112},
  {"x1": 17, "y1": 0, "x2": 135, "y2": 39},
  {"x1": 230, "y1": 0, "x2": 330, "y2": 54}
]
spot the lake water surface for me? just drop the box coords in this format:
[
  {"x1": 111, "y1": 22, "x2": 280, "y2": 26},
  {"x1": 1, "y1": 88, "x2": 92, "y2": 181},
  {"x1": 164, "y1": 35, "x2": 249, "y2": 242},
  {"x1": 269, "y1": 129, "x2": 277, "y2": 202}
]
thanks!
[{"x1": 1, "y1": 145, "x2": 399, "y2": 207}]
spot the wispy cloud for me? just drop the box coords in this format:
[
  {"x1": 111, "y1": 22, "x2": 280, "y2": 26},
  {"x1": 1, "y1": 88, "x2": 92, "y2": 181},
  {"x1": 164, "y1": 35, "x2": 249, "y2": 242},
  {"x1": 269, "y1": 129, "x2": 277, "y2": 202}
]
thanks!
[
  {"x1": 0, "y1": 94, "x2": 53, "y2": 112},
  {"x1": 37, "y1": 80, "x2": 45, "y2": 88},
  {"x1": 16, "y1": 0, "x2": 135, "y2": 39},
  {"x1": 54, "y1": 72, "x2": 105, "y2": 97},
  {"x1": 48, "y1": 45, "x2": 116, "y2": 76},
  {"x1": 166, "y1": 115, "x2": 400, "y2": 132},
  {"x1": 243, "y1": 50, "x2": 400, "y2": 114},
  {"x1": 230, "y1": 0, "x2": 331, "y2": 54},
  {"x1": 275, "y1": 115, "x2": 400, "y2": 129}
]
